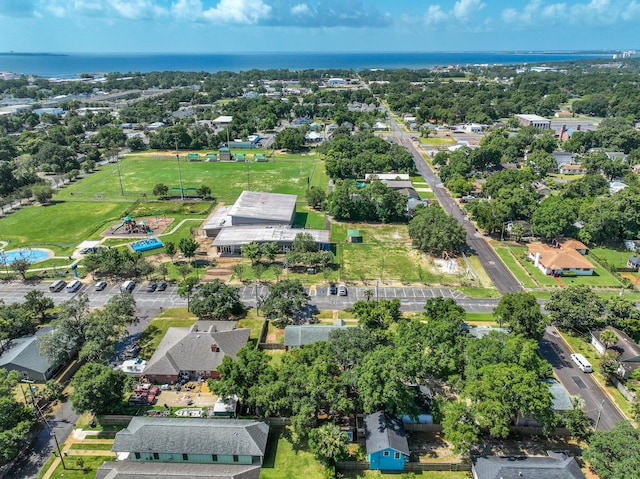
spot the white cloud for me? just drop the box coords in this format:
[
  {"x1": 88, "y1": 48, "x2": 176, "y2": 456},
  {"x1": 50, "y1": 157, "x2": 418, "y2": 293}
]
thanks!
[
  {"x1": 424, "y1": 5, "x2": 448, "y2": 26},
  {"x1": 502, "y1": 0, "x2": 640, "y2": 26},
  {"x1": 202, "y1": 0, "x2": 272, "y2": 24},
  {"x1": 452, "y1": 0, "x2": 486, "y2": 21},
  {"x1": 42, "y1": 0, "x2": 168, "y2": 20},
  {"x1": 171, "y1": 0, "x2": 203, "y2": 19},
  {"x1": 291, "y1": 3, "x2": 311, "y2": 16}
]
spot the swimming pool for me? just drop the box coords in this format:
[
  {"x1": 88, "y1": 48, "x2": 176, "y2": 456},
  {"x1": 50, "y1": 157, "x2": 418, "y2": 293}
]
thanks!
[{"x1": 0, "y1": 248, "x2": 51, "y2": 265}]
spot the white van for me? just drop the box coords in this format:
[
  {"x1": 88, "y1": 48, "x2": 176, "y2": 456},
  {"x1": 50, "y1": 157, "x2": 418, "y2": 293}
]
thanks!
[
  {"x1": 120, "y1": 280, "x2": 135, "y2": 293},
  {"x1": 571, "y1": 353, "x2": 593, "y2": 373},
  {"x1": 66, "y1": 279, "x2": 82, "y2": 293}
]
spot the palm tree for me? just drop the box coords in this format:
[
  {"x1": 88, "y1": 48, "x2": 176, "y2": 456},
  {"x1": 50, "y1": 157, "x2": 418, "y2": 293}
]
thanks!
[{"x1": 600, "y1": 329, "x2": 618, "y2": 350}]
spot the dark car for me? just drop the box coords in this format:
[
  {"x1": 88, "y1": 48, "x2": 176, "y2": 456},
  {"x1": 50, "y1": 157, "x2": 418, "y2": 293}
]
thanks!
[
  {"x1": 146, "y1": 281, "x2": 157, "y2": 292},
  {"x1": 329, "y1": 283, "x2": 338, "y2": 295},
  {"x1": 157, "y1": 281, "x2": 168, "y2": 291}
]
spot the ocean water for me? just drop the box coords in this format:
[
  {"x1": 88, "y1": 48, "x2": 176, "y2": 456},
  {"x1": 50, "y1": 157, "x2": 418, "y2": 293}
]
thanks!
[{"x1": 0, "y1": 51, "x2": 610, "y2": 78}]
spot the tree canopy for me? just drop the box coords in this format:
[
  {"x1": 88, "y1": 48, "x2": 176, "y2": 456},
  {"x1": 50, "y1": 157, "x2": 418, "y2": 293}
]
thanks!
[{"x1": 408, "y1": 205, "x2": 466, "y2": 256}]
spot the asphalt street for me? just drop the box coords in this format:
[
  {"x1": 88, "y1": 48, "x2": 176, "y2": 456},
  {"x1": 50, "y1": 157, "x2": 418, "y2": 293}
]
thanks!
[
  {"x1": 539, "y1": 327, "x2": 625, "y2": 431},
  {"x1": 384, "y1": 117, "x2": 522, "y2": 294}
]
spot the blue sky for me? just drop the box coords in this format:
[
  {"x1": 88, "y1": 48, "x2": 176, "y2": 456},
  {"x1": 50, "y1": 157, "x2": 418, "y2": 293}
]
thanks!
[{"x1": 0, "y1": 0, "x2": 638, "y2": 53}]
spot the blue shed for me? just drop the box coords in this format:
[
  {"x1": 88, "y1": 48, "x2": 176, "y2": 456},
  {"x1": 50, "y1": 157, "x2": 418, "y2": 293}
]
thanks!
[{"x1": 364, "y1": 411, "x2": 410, "y2": 471}]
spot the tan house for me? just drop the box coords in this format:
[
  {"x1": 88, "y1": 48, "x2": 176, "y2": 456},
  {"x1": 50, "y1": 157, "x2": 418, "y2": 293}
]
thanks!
[
  {"x1": 559, "y1": 164, "x2": 586, "y2": 175},
  {"x1": 527, "y1": 243, "x2": 595, "y2": 276}
]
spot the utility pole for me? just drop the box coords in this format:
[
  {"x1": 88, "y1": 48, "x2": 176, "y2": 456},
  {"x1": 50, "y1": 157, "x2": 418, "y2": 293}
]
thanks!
[
  {"x1": 174, "y1": 136, "x2": 184, "y2": 200},
  {"x1": 116, "y1": 154, "x2": 124, "y2": 196},
  {"x1": 52, "y1": 432, "x2": 66, "y2": 469},
  {"x1": 595, "y1": 400, "x2": 605, "y2": 431}
]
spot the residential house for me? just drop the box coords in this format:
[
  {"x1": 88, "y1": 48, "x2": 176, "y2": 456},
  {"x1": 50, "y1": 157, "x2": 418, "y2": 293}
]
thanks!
[
  {"x1": 142, "y1": 321, "x2": 250, "y2": 383},
  {"x1": 552, "y1": 238, "x2": 589, "y2": 255},
  {"x1": 517, "y1": 379, "x2": 573, "y2": 426},
  {"x1": 364, "y1": 411, "x2": 410, "y2": 471},
  {"x1": 609, "y1": 181, "x2": 627, "y2": 195},
  {"x1": 472, "y1": 451, "x2": 585, "y2": 479},
  {"x1": 527, "y1": 242, "x2": 595, "y2": 276},
  {"x1": 559, "y1": 164, "x2": 586, "y2": 175},
  {"x1": 0, "y1": 327, "x2": 66, "y2": 382},
  {"x1": 627, "y1": 256, "x2": 640, "y2": 271},
  {"x1": 283, "y1": 320, "x2": 348, "y2": 349},
  {"x1": 624, "y1": 239, "x2": 640, "y2": 252},
  {"x1": 515, "y1": 114, "x2": 551, "y2": 129},
  {"x1": 606, "y1": 152, "x2": 627, "y2": 162},
  {"x1": 591, "y1": 326, "x2": 640, "y2": 378},
  {"x1": 95, "y1": 462, "x2": 260, "y2": 479},
  {"x1": 96, "y1": 417, "x2": 269, "y2": 479},
  {"x1": 553, "y1": 151, "x2": 575, "y2": 169}
]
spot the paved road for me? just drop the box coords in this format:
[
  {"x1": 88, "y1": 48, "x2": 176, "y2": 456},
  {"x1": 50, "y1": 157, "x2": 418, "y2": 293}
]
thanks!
[
  {"x1": 385, "y1": 117, "x2": 521, "y2": 294},
  {"x1": 539, "y1": 326, "x2": 625, "y2": 430}
]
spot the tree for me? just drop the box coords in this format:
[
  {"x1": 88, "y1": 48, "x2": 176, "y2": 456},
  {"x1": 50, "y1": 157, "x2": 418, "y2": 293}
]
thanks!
[
  {"x1": 32, "y1": 185, "x2": 54, "y2": 204},
  {"x1": 177, "y1": 277, "x2": 199, "y2": 311},
  {"x1": 293, "y1": 232, "x2": 318, "y2": 253},
  {"x1": 494, "y1": 291, "x2": 547, "y2": 340},
  {"x1": 164, "y1": 241, "x2": 176, "y2": 262},
  {"x1": 274, "y1": 127, "x2": 306, "y2": 151},
  {"x1": 306, "y1": 186, "x2": 326, "y2": 209},
  {"x1": 408, "y1": 205, "x2": 466, "y2": 256},
  {"x1": 43, "y1": 379, "x2": 64, "y2": 401},
  {"x1": 509, "y1": 222, "x2": 526, "y2": 242},
  {"x1": 328, "y1": 327, "x2": 379, "y2": 370},
  {"x1": 11, "y1": 258, "x2": 30, "y2": 280},
  {"x1": 22, "y1": 290, "x2": 54, "y2": 324},
  {"x1": 546, "y1": 285, "x2": 605, "y2": 332},
  {"x1": 242, "y1": 242, "x2": 262, "y2": 266},
  {"x1": 442, "y1": 400, "x2": 479, "y2": 454},
  {"x1": 153, "y1": 183, "x2": 169, "y2": 197},
  {"x1": 531, "y1": 196, "x2": 577, "y2": 241},
  {"x1": 189, "y1": 280, "x2": 245, "y2": 320},
  {"x1": 583, "y1": 421, "x2": 640, "y2": 479},
  {"x1": 260, "y1": 242, "x2": 279, "y2": 263},
  {"x1": 271, "y1": 264, "x2": 283, "y2": 281},
  {"x1": 232, "y1": 263, "x2": 245, "y2": 282},
  {"x1": 563, "y1": 396, "x2": 592, "y2": 442},
  {"x1": 197, "y1": 184, "x2": 212, "y2": 199},
  {"x1": 178, "y1": 236, "x2": 199, "y2": 274},
  {"x1": 308, "y1": 423, "x2": 349, "y2": 466},
  {"x1": 465, "y1": 363, "x2": 555, "y2": 438},
  {"x1": 599, "y1": 329, "x2": 618, "y2": 350},
  {"x1": 155, "y1": 262, "x2": 168, "y2": 280},
  {"x1": 353, "y1": 299, "x2": 402, "y2": 332},
  {"x1": 0, "y1": 369, "x2": 37, "y2": 463},
  {"x1": 176, "y1": 262, "x2": 192, "y2": 280},
  {"x1": 261, "y1": 279, "x2": 310, "y2": 328},
  {"x1": 70, "y1": 363, "x2": 129, "y2": 416}
]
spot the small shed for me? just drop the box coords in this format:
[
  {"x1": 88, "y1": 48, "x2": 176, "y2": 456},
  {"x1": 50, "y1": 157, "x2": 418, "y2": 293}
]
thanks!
[
  {"x1": 186, "y1": 153, "x2": 200, "y2": 162},
  {"x1": 254, "y1": 154, "x2": 267, "y2": 162},
  {"x1": 219, "y1": 148, "x2": 232, "y2": 161},
  {"x1": 205, "y1": 153, "x2": 218, "y2": 162},
  {"x1": 347, "y1": 229, "x2": 362, "y2": 243},
  {"x1": 234, "y1": 153, "x2": 246, "y2": 162}
]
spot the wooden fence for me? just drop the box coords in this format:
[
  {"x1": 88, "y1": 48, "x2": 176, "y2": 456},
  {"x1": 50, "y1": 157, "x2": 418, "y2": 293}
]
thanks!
[{"x1": 335, "y1": 461, "x2": 471, "y2": 473}]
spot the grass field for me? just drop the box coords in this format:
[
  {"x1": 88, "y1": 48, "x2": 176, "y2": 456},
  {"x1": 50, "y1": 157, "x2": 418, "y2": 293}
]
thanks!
[
  {"x1": 590, "y1": 246, "x2": 634, "y2": 269},
  {"x1": 260, "y1": 431, "x2": 326, "y2": 479},
  {"x1": 137, "y1": 313, "x2": 197, "y2": 360},
  {"x1": 418, "y1": 137, "x2": 457, "y2": 146},
  {"x1": 56, "y1": 155, "x2": 322, "y2": 203},
  {"x1": 39, "y1": 456, "x2": 115, "y2": 479},
  {"x1": 494, "y1": 247, "x2": 538, "y2": 289},
  {"x1": 0, "y1": 201, "x2": 131, "y2": 254}
]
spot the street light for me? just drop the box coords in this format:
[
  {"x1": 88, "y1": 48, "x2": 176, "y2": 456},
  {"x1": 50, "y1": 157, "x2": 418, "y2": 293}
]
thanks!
[{"x1": 174, "y1": 137, "x2": 184, "y2": 200}]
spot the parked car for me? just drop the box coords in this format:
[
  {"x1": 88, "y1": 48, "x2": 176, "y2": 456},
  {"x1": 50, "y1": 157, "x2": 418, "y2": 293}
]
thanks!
[
  {"x1": 94, "y1": 280, "x2": 107, "y2": 291},
  {"x1": 329, "y1": 283, "x2": 338, "y2": 295},
  {"x1": 146, "y1": 281, "x2": 157, "y2": 292},
  {"x1": 338, "y1": 284, "x2": 347, "y2": 296},
  {"x1": 157, "y1": 281, "x2": 168, "y2": 291}
]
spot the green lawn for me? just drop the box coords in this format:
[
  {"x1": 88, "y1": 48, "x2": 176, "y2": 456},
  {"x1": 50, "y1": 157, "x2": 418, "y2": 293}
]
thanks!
[
  {"x1": 39, "y1": 456, "x2": 115, "y2": 479},
  {"x1": 465, "y1": 312, "x2": 496, "y2": 323},
  {"x1": 294, "y1": 204, "x2": 326, "y2": 229},
  {"x1": 494, "y1": 247, "x2": 538, "y2": 289},
  {"x1": 68, "y1": 443, "x2": 114, "y2": 451},
  {"x1": 260, "y1": 432, "x2": 327, "y2": 479},
  {"x1": 0, "y1": 201, "x2": 130, "y2": 254},
  {"x1": 591, "y1": 246, "x2": 634, "y2": 269},
  {"x1": 418, "y1": 137, "x2": 457, "y2": 146},
  {"x1": 236, "y1": 318, "x2": 266, "y2": 340},
  {"x1": 57, "y1": 155, "x2": 321, "y2": 203},
  {"x1": 459, "y1": 287, "x2": 501, "y2": 299}
]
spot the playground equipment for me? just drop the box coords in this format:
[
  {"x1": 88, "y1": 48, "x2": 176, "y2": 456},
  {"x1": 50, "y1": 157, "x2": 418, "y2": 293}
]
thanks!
[{"x1": 113, "y1": 216, "x2": 152, "y2": 235}]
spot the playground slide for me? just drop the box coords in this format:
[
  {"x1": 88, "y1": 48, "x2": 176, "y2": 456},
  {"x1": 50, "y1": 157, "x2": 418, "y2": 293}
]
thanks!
[{"x1": 113, "y1": 221, "x2": 126, "y2": 233}]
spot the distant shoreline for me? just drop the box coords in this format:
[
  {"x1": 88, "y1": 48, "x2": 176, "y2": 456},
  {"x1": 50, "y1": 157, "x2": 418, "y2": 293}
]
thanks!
[{"x1": 0, "y1": 51, "x2": 616, "y2": 78}]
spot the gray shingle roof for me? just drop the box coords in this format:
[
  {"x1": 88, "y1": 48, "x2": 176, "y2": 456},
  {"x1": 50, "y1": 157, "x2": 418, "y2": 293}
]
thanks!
[
  {"x1": 143, "y1": 323, "x2": 250, "y2": 377},
  {"x1": 0, "y1": 327, "x2": 55, "y2": 376},
  {"x1": 364, "y1": 411, "x2": 410, "y2": 456},
  {"x1": 473, "y1": 452, "x2": 586, "y2": 479},
  {"x1": 112, "y1": 418, "x2": 269, "y2": 457},
  {"x1": 95, "y1": 462, "x2": 260, "y2": 479},
  {"x1": 283, "y1": 322, "x2": 348, "y2": 347}
]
